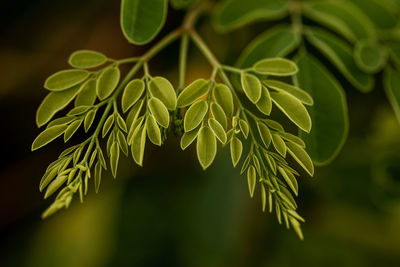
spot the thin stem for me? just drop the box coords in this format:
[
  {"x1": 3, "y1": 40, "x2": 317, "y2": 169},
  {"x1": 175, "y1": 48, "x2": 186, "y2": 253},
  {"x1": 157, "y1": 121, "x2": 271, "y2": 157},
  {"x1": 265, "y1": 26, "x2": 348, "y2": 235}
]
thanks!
[
  {"x1": 115, "y1": 57, "x2": 140, "y2": 65},
  {"x1": 222, "y1": 65, "x2": 244, "y2": 74},
  {"x1": 178, "y1": 33, "x2": 189, "y2": 91}
]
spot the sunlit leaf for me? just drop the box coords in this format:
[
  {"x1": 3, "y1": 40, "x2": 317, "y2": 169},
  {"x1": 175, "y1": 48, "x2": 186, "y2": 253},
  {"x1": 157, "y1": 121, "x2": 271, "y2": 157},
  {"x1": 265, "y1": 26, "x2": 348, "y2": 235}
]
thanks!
[
  {"x1": 131, "y1": 125, "x2": 146, "y2": 166},
  {"x1": 44, "y1": 69, "x2": 90, "y2": 91},
  {"x1": 196, "y1": 126, "x2": 217, "y2": 170},
  {"x1": 210, "y1": 102, "x2": 227, "y2": 130},
  {"x1": 97, "y1": 67, "x2": 120, "y2": 100},
  {"x1": 110, "y1": 142, "x2": 120, "y2": 178},
  {"x1": 208, "y1": 118, "x2": 227, "y2": 144},
  {"x1": 68, "y1": 50, "x2": 107, "y2": 69},
  {"x1": 256, "y1": 86, "x2": 272, "y2": 115},
  {"x1": 264, "y1": 79, "x2": 313, "y2": 105},
  {"x1": 148, "y1": 97, "x2": 170, "y2": 128},
  {"x1": 213, "y1": 83, "x2": 234, "y2": 117},
  {"x1": 257, "y1": 121, "x2": 272, "y2": 148},
  {"x1": 184, "y1": 100, "x2": 208, "y2": 132},
  {"x1": 271, "y1": 133, "x2": 286, "y2": 157},
  {"x1": 75, "y1": 79, "x2": 97, "y2": 107},
  {"x1": 180, "y1": 126, "x2": 200, "y2": 150},
  {"x1": 241, "y1": 73, "x2": 262, "y2": 103},
  {"x1": 64, "y1": 119, "x2": 82, "y2": 142},
  {"x1": 122, "y1": 79, "x2": 145, "y2": 113},
  {"x1": 146, "y1": 114, "x2": 162, "y2": 146},
  {"x1": 32, "y1": 124, "x2": 68, "y2": 151},
  {"x1": 247, "y1": 165, "x2": 256, "y2": 198},
  {"x1": 286, "y1": 142, "x2": 314, "y2": 176},
  {"x1": 177, "y1": 79, "x2": 209, "y2": 107},
  {"x1": 230, "y1": 136, "x2": 242, "y2": 167},
  {"x1": 149, "y1": 76, "x2": 177, "y2": 110}
]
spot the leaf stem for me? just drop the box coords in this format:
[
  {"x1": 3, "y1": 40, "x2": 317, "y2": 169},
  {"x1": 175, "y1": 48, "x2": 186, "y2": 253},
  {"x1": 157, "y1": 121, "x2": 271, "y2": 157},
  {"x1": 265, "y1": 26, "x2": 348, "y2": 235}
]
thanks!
[{"x1": 178, "y1": 33, "x2": 189, "y2": 92}]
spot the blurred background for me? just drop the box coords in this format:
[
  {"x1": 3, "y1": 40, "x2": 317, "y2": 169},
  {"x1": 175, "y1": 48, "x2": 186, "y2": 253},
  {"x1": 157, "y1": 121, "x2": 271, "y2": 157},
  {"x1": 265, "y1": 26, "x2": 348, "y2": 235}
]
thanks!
[{"x1": 1, "y1": 0, "x2": 400, "y2": 266}]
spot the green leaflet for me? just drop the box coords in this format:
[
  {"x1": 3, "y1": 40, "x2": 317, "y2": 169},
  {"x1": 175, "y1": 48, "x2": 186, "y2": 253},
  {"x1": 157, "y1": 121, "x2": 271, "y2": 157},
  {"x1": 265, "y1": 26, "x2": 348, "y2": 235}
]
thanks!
[
  {"x1": 102, "y1": 115, "x2": 115, "y2": 138},
  {"x1": 256, "y1": 86, "x2": 272, "y2": 115},
  {"x1": 214, "y1": 0, "x2": 287, "y2": 32},
  {"x1": 354, "y1": 40, "x2": 387, "y2": 74},
  {"x1": 270, "y1": 91, "x2": 312, "y2": 133},
  {"x1": 260, "y1": 184, "x2": 267, "y2": 212},
  {"x1": 117, "y1": 130, "x2": 129, "y2": 156},
  {"x1": 110, "y1": 142, "x2": 120, "y2": 178},
  {"x1": 264, "y1": 79, "x2": 313, "y2": 105},
  {"x1": 146, "y1": 114, "x2": 162, "y2": 146},
  {"x1": 265, "y1": 119, "x2": 284, "y2": 132},
  {"x1": 196, "y1": 126, "x2": 217, "y2": 170},
  {"x1": 148, "y1": 97, "x2": 170, "y2": 128},
  {"x1": 32, "y1": 124, "x2": 68, "y2": 151},
  {"x1": 149, "y1": 76, "x2": 177, "y2": 110},
  {"x1": 64, "y1": 119, "x2": 82, "y2": 142},
  {"x1": 257, "y1": 121, "x2": 272, "y2": 148},
  {"x1": 303, "y1": 0, "x2": 375, "y2": 43},
  {"x1": 67, "y1": 106, "x2": 91, "y2": 116},
  {"x1": 94, "y1": 162, "x2": 102, "y2": 193},
  {"x1": 271, "y1": 133, "x2": 286, "y2": 157},
  {"x1": 122, "y1": 79, "x2": 145, "y2": 112},
  {"x1": 120, "y1": 0, "x2": 167, "y2": 45},
  {"x1": 210, "y1": 102, "x2": 227, "y2": 130},
  {"x1": 97, "y1": 67, "x2": 120, "y2": 100},
  {"x1": 68, "y1": 50, "x2": 107, "y2": 69},
  {"x1": 305, "y1": 27, "x2": 374, "y2": 92},
  {"x1": 279, "y1": 132, "x2": 305, "y2": 148},
  {"x1": 278, "y1": 167, "x2": 298, "y2": 196},
  {"x1": 84, "y1": 109, "x2": 96, "y2": 132},
  {"x1": 384, "y1": 67, "x2": 400, "y2": 123},
  {"x1": 177, "y1": 79, "x2": 209, "y2": 107},
  {"x1": 350, "y1": 0, "x2": 398, "y2": 30},
  {"x1": 44, "y1": 69, "x2": 90, "y2": 92},
  {"x1": 237, "y1": 25, "x2": 301, "y2": 68},
  {"x1": 286, "y1": 142, "x2": 314, "y2": 176},
  {"x1": 296, "y1": 53, "x2": 348, "y2": 165},
  {"x1": 213, "y1": 84, "x2": 234, "y2": 117},
  {"x1": 230, "y1": 136, "x2": 242, "y2": 167},
  {"x1": 239, "y1": 119, "x2": 249, "y2": 139},
  {"x1": 208, "y1": 118, "x2": 227, "y2": 144},
  {"x1": 131, "y1": 125, "x2": 146, "y2": 166},
  {"x1": 184, "y1": 100, "x2": 208, "y2": 132},
  {"x1": 180, "y1": 126, "x2": 200, "y2": 150},
  {"x1": 47, "y1": 117, "x2": 76, "y2": 128},
  {"x1": 171, "y1": 0, "x2": 197, "y2": 9},
  {"x1": 126, "y1": 100, "x2": 144, "y2": 132},
  {"x1": 247, "y1": 165, "x2": 256, "y2": 198},
  {"x1": 44, "y1": 174, "x2": 68, "y2": 199},
  {"x1": 36, "y1": 85, "x2": 81, "y2": 127},
  {"x1": 75, "y1": 79, "x2": 97, "y2": 107},
  {"x1": 241, "y1": 73, "x2": 262, "y2": 103},
  {"x1": 253, "y1": 58, "x2": 298, "y2": 76}
]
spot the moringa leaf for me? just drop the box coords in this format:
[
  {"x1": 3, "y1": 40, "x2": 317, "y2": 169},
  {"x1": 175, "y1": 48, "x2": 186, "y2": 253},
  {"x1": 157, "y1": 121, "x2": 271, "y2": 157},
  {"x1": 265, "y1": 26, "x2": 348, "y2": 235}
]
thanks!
[
  {"x1": 97, "y1": 67, "x2": 120, "y2": 100},
  {"x1": 196, "y1": 126, "x2": 217, "y2": 170},
  {"x1": 64, "y1": 119, "x2": 82, "y2": 142},
  {"x1": 208, "y1": 118, "x2": 227, "y2": 144},
  {"x1": 384, "y1": 67, "x2": 400, "y2": 123},
  {"x1": 32, "y1": 124, "x2": 68, "y2": 151},
  {"x1": 116, "y1": 113, "x2": 127, "y2": 132},
  {"x1": 149, "y1": 76, "x2": 177, "y2": 110},
  {"x1": 102, "y1": 114, "x2": 115, "y2": 138},
  {"x1": 67, "y1": 105, "x2": 91, "y2": 116},
  {"x1": 261, "y1": 183, "x2": 267, "y2": 212},
  {"x1": 239, "y1": 119, "x2": 249, "y2": 139},
  {"x1": 117, "y1": 130, "x2": 129, "y2": 156},
  {"x1": 126, "y1": 99, "x2": 144, "y2": 132},
  {"x1": 265, "y1": 119, "x2": 284, "y2": 132},
  {"x1": 305, "y1": 27, "x2": 374, "y2": 92},
  {"x1": 210, "y1": 102, "x2": 227, "y2": 130},
  {"x1": 271, "y1": 133, "x2": 286, "y2": 157},
  {"x1": 36, "y1": 85, "x2": 81, "y2": 127},
  {"x1": 214, "y1": 0, "x2": 287, "y2": 32},
  {"x1": 47, "y1": 116, "x2": 76, "y2": 129},
  {"x1": 177, "y1": 79, "x2": 209, "y2": 107},
  {"x1": 213, "y1": 83, "x2": 234, "y2": 117},
  {"x1": 247, "y1": 165, "x2": 256, "y2": 198},
  {"x1": 75, "y1": 79, "x2": 97, "y2": 107},
  {"x1": 286, "y1": 142, "x2": 314, "y2": 176},
  {"x1": 256, "y1": 86, "x2": 272, "y2": 115},
  {"x1": 230, "y1": 136, "x2": 242, "y2": 167},
  {"x1": 122, "y1": 79, "x2": 145, "y2": 113},
  {"x1": 237, "y1": 25, "x2": 301, "y2": 69},
  {"x1": 68, "y1": 50, "x2": 107, "y2": 69},
  {"x1": 278, "y1": 167, "x2": 298, "y2": 196},
  {"x1": 253, "y1": 58, "x2": 298, "y2": 76},
  {"x1": 110, "y1": 142, "x2": 120, "y2": 178},
  {"x1": 279, "y1": 132, "x2": 305, "y2": 148},
  {"x1": 296, "y1": 53, "x2": 348, "y2": 165},
  {"x1": 131, "y1": 125, "x2": 146, "y2": 166},
  {"x1": 44, "y1": 174, "x2": 68, "y2": 199},
  {"x1": 184, "y1": 100, "x2": 208, "y2": 132},
  {"x1": 44, "y1": 69, "x2": 90, "y2": 91},
  {"x1": 146, "y1": 114, "x2": 162, "y2": 146},
  {"x1": 148, "y1": 97, "x2": 170, "y2": 128},
  {"x1": 120, "y1": 0, "x2": 167, "y2": 45},
  {"x1": 303, "y1": 0, "x2": 375, "y2": 43},
  {"x1": 264, "y1": 79, "x2": 313, "y2": 105},
  {"x1": 257, "y1": 121, "x2": 272, "y2": 148},
  {"x1": 180, "y1": 126, "x2": 201, "y2": 150},
  {"x1": 94, "y1": 161, "x2": 102, "y2": 193},
  {"x1": 354, "y1": 40, "x2": 387, "y2": 74},
  {"x1": 241, "y1": 73, "x2": 262, "y2": 103},
  {"x1": 270, "y1": 91, "x2": 312, "y2": 133}
]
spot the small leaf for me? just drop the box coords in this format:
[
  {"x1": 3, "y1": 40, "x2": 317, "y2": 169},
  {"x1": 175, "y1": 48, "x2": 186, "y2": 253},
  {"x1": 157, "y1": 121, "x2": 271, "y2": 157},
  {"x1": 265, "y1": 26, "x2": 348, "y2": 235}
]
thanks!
[
  {"x1": 149, "y1": 76, "x2": 177, "y2": 110},
  {"x1": 184, "y1": 100, "x2": 208, "y2": 132},
  {"x1": 213, "y1": 84, "x2": 234, "y2": 117},
  {"x1": 44, "y1": 69, "x2": 90, "y2": 91},
  {"x1": 116, "y1": 113, "x2": 127, "y2": 132},
  {"x1": 279, "y1": 132, "x2": 305, "y2": 148},
  {"x1": 210, "y1": 102, "x2": 227, "y2": 130},
  {"x1": 121, "y1": 0, "x2": 167, "y2": 45},
  {"x1": 286, "y1": 142, "x2": 314, "y2": 176},
  {"x1": 32, "y1": 124, "x2": 68, "y2": 151},
  {"x1": 208, "y1": 118, "x2": 227, "y2": 144},
  {"x1": 196, "y1": 126, "x2": 217, "y2": 170},
  {"x1": 36, "y1": 85, "x2": 81, "y2": 127},
  {"x1": 148, "y1": 97, "x2": 170, "y2": 128},
  {"x1": 384, "y1": 67, "x2": 400, "y2": 124},
  {"x1": 97, "y1": 67, "x2": 120, "y2": 100},
  {"x1": 354, "y1": 40, "x2": 387, "y2": 74},
  {"x1": 126, "y1": 99, "x2": 144, "y2": 131},
  {"x1": 146, "y1": 114, "x2": 162, "y2": 146},
  {"x1": 122, "y1": 79, "x2": 145, "y2": 113},
  {"x1": 257, "y1": 121, "x2": 272, "y2": 148},
  {"x1": 110, "y1": 142, "x2": 120, "y2": 178},
  {"x1": 271, "y1": 133, "x2": 286, "y2": 157},
  {"x1": 94, "y1": 161, "x2": 102, "y2": 193},
  {"x1": 102, "y1": 114, "x2": 115, "y2": 137},
  {"x1": 180, "y1": 126, "x2": 201, "y2": 150},
  {"x1": 44, "y1": 175, "x2": 68, "y2": 199},
  {"x1": 177, "y1": 79, "x2": 209, "y2": 107},
  {"x1": 265, "y1": 119, "x2": 284, "y2": 132},
  {"x1": 278, "y1": 167, "x2": 298, "y2": 196},
  {"x1": 67, "y1": 105, "x2": 91, "y2": 116},
  {"x1": 47, "y1": 117, "x2": 76, "y2": 128},
  {"x1": 289, "y1": 217, "x2": 304, "y2": 240},
  {"x1": 230, "y1": 136, "x2": 242, "y2": 167},
  {"x1": 239, "y1": 119, "x2": 249, "y2": 139},
  {"x1": 261, "y1": 184, "x2": 267, "y2": 212},
  {"x1": 64, "y1": 119, "x2": 82, "y2": 142},
  {"x1": 253, "y1": 58, "x2": 298, "y2": 76},
  {"x1": 117, "y1": 131, "x2": 129, "y2": 156},
  {"x1": 270, "y1": 91, "x2": 312, "y2": 133},
  {"x1": 256, "y1": 86, "x2": 272, "y2": 115},
  {"x1": 68, "y1": 50, "x2": 107, "y2": 69},
  {"x1": 247, "y1": 165, "x2": 256, "y2": 198},
  {"x1": 75, "y1": 79, "x2": 97, "y2": 106},
  {"x1": 264, "y1": 80, "x2": 313, "y2": 105},
  {"x1": 241, "y1": 73, "x2": 262, "y2": 103},
  {"x1": 131, "y1": 125, "x2": 146, "y2": 166}
]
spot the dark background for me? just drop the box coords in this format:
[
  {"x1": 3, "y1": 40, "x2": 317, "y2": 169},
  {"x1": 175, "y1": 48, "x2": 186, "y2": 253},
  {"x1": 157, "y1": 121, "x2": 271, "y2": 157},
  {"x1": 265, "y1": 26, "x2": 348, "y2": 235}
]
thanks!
[{"x1": 1, "y1": 1, "x2": 400, "y2": 266}]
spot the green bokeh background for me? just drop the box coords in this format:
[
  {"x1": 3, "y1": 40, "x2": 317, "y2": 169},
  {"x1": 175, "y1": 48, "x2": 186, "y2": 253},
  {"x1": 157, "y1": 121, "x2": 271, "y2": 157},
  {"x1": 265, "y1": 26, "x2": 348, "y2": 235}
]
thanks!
[{"x1": 1, "y1": 1, "x2": 400, "y2": 266}]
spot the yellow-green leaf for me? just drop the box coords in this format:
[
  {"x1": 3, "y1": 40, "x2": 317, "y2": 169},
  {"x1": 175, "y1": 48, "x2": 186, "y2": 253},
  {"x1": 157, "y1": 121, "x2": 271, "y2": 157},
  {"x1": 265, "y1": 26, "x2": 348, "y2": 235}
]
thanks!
[
  {"x1": 230, "y1": 136, "x2": 242, "y2": 167},
  {"x1": 264, "y1": 79, "x2": 313, "y2": 105},
  {"x1": 257, "y1": 121, "x2": 272, "y2": 148},
  {"x1": 149, "y1": 76, "x2": 177, "y2": 110},
  {"x1": 241, "y1": 73, "x2": 262, "y2": 103},
  {"x1": 213, "y1": 84, "x2": 234, "y2": 117},
  {"x1": 44, "y1": 69, "x2": 90, "y2": 91},
  {"x1": 271, "y1": 133, "x2": 286, "y2": 157},
  {"x1": 180, "y1": 126, "x2": 200, "y2": 150},
  {"x1": 32, "y1": 124, "x2": 68, "y2": 151},
  {"x1": 177, "y1": 79, "x2": 209, "y2": 107},
  {"x1": 196, "y1": 126, "x2": 217, "y2": 170},
  {"x1": 68, "y1": 50, "x2": 107, "y2": 69},
  {"x1": 256, "y1": 86, "x2": 272, "y2": 115},
  {"x1": 97, "y1": 67, "x2": 120, "y2": 100},
  {"x1": 184, "y1": 100, "x2": 208, "y2": 132},
  {"x1": 208, "y1": 118, "x2": 227, "y2": 144},
  {"x1": 122, "y1": 79, "x2": 145, "y2": 113},
  {"x1": 286, "y1": 142, "x2": 314, "y2": 176},
  {"x1": 146, "y1": 114, "x2": 162, "y2": 146},
  {"x1": 148, "y1": 97, "x2": 170, "y2": 128},
  {"x1": 210, "y1": 102, "x2": 227, "y2": 130},
  {"x1": 247, "y1": 165, "x2": 256, "y2": 198},
  {"x1": 131, "y1": 125, "x2": 147, "y2": 166},
  {"x1": 253, "y1": 58, "x2": 298, "y2": 76}
]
